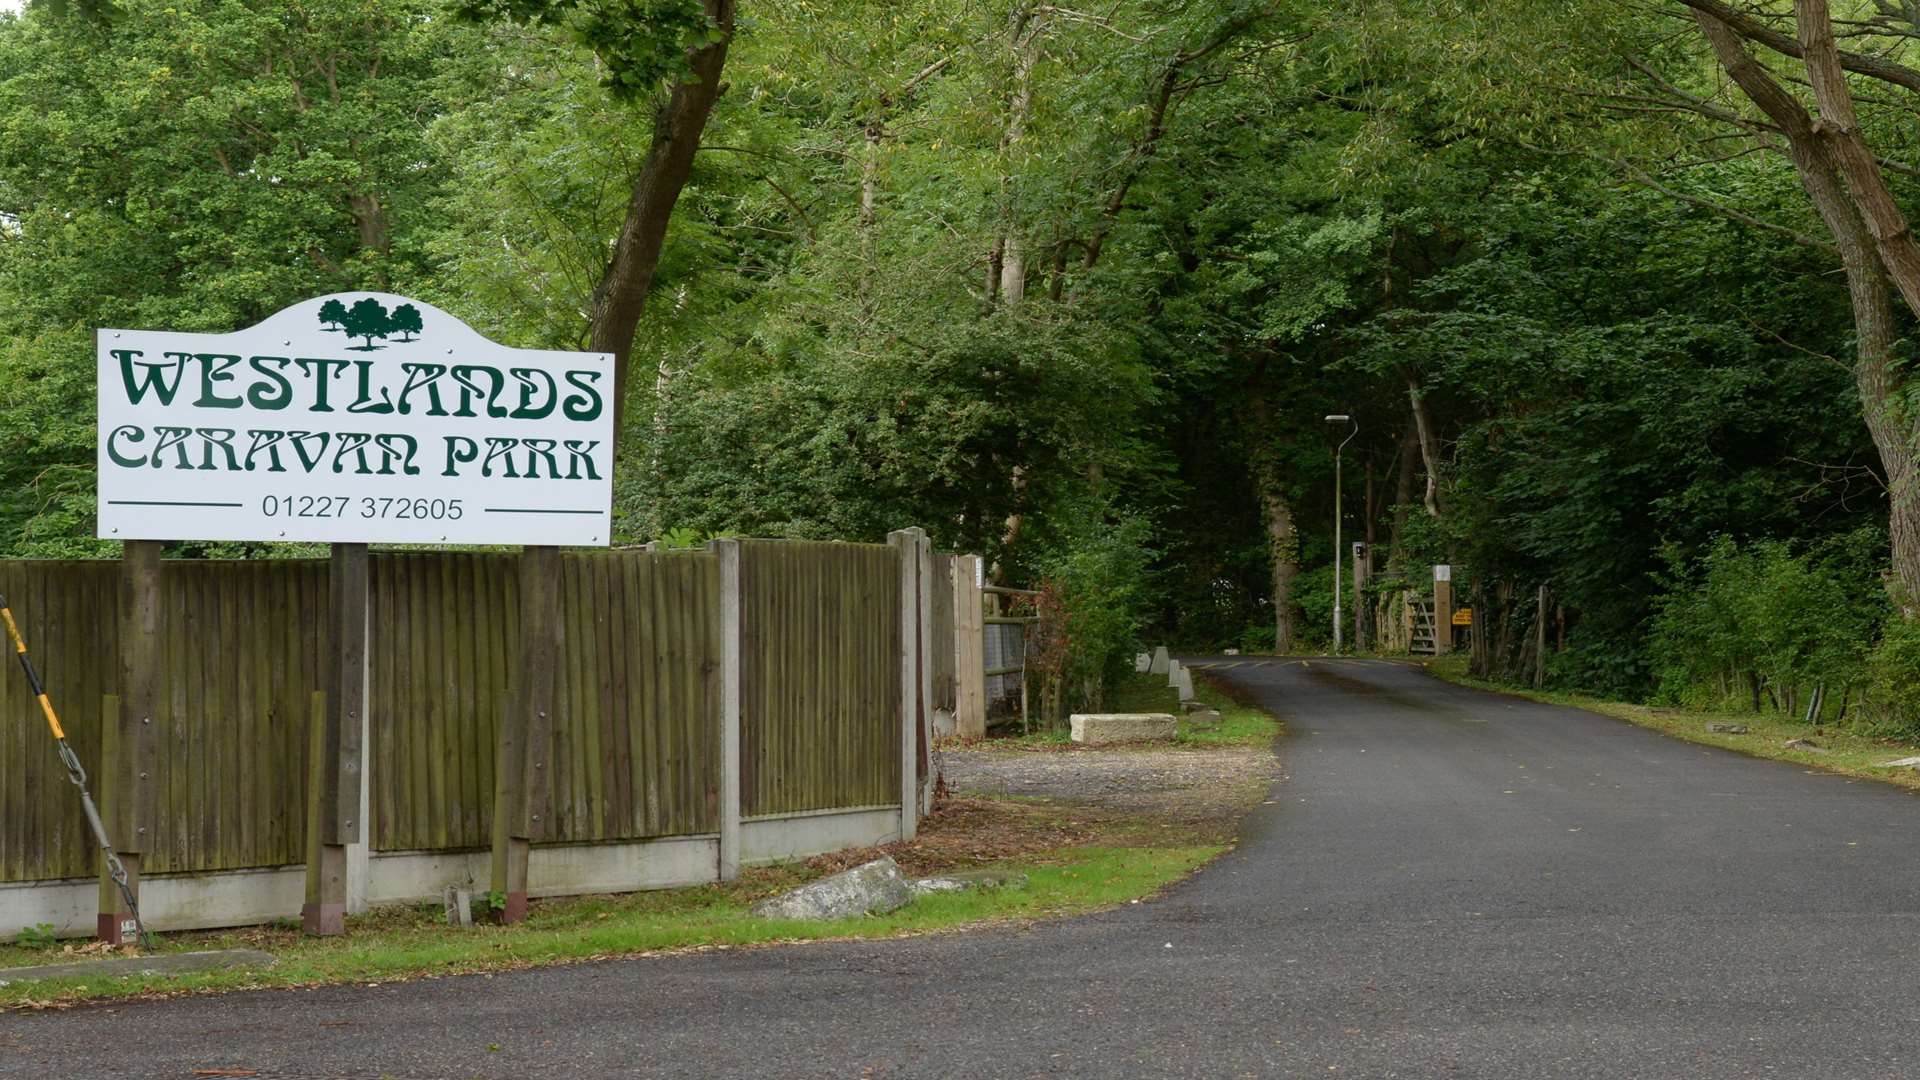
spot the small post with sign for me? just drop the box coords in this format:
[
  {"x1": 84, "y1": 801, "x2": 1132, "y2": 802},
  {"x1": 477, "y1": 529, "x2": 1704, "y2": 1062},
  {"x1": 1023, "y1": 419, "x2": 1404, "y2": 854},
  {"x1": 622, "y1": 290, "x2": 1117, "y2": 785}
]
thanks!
[
  {"x1": 1351, "y1": 542, "x2": 1369, "y2": 653},
  {"x1": 96, "y1": 292, "x2": 614, "y2": 936},
  {"x1": 1432, "y1": 565, "x2": 1454, "y2": 656}
]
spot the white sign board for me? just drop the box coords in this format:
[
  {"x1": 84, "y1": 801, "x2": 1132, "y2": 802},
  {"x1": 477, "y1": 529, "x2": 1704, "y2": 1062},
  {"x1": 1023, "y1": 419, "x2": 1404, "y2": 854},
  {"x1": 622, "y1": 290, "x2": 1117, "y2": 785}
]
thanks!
[
  {"x1": 97, "y1": 293, "x2": 614, "y2": 546},
  {"x1": 1434, "y1": 564, "x2": 1451, "y2": 582}
]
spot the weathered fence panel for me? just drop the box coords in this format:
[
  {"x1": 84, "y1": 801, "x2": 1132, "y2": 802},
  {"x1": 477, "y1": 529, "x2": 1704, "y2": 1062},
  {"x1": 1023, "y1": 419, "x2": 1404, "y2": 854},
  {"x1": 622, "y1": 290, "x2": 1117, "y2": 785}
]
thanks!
[
  {"x1": 370, "y1": 552, "x2": 515, "y2": 853},
  {"x1": 6, "y1": 539, "x2": 910, "y2": 890},
  {"x1": 739, "y1": 541, "x2": 901, "y2": 817},
  {"x1": 0, "y1": 560, "x2": 324, "y2": 882},
  {"x1": 0, "y1": 562, "x2": 115, "y2": 882},
  {"x1": 368, "y1": 550, "x2": 726, "y2": 851},
  {"x1": 547, "y1": 550, "x2": 722, "y2": 844}
]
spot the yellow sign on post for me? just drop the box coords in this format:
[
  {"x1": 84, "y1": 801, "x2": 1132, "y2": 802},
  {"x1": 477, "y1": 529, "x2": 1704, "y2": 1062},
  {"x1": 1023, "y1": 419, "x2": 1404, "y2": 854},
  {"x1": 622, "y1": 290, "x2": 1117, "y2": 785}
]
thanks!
[{"x1": 1452, "y1": 607, "x2": 1473, "y2": 626}]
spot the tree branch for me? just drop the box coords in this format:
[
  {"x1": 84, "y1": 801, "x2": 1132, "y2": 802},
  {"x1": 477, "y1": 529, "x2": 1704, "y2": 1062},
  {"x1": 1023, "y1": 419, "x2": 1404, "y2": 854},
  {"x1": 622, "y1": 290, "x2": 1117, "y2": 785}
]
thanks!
[{"x1": 1673, "y1": 0, "x2": 1920, "y2": 93}]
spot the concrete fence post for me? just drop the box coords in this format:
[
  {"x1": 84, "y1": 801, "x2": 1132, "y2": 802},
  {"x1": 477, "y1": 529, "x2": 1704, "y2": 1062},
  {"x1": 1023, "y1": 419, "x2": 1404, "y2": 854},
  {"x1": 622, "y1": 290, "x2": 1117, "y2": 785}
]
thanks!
[
  {"x1": 711, "y1": 538, "x2": 743, "y2": 881},
  {"x1": 914, "y1": 531, "x2": 935, "y2": 815},
  {"x1": 887, "y1": 528, "x2": 924, "y2": 841},
  {"x1": 953, "y1": 555, "x2": 987, "y2": 741}
]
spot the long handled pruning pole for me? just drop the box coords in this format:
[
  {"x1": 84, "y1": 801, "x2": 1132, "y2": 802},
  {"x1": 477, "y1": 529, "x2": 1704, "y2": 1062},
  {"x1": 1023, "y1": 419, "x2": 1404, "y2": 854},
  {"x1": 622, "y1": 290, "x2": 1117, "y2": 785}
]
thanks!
[{"x1": 0, "y1": 592, "x2": 152, "y2": 949}]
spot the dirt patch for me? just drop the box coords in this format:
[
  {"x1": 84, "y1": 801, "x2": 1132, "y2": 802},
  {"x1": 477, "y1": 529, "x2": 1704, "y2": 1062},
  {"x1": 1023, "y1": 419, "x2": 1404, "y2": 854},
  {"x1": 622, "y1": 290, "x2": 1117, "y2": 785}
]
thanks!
[
  {"x1": 799, "y1": 797, "x2": 1101, "y2": 879},
  {"x1": 797, "y1": 743, "x2": 1280, "y2": 880},
  {"x1": 937, "y1": 745, "x2": 1278, "y2": 842}
]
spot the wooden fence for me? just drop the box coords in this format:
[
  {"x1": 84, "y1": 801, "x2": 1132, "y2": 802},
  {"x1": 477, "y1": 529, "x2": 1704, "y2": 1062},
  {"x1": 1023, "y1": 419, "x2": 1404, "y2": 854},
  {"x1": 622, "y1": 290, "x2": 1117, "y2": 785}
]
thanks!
[
  {"x1": 0, "y1": 539, "x2": 926, "y2": 887},
  {"x1": 739, "y1": 541, "x2": 900, "y2": 818}
]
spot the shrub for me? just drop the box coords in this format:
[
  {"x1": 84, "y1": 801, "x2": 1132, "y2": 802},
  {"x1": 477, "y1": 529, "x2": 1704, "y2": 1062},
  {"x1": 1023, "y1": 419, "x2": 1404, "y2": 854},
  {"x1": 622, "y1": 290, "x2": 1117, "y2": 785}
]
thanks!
[
  {"x1": 1863, "y1": 613, "x2": 1920, "y2": 737},
  {"x1": 1026, "y1": 506, "x2": 1155, "y2": 722},
  {"x1": 1648, "y1": 531, "x2": 1884, "y2": 719}
]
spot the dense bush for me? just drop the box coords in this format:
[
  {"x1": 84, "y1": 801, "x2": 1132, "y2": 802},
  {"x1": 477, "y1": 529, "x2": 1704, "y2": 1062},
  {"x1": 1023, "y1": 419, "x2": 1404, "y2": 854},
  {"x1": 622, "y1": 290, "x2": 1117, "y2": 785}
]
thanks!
[
  {"x1": 1862, "y1": 614, "x2": 1920, "y2": 738},
  {"x1": 1648, "y1": 532, "x2": 1886, "y2": 719},
  {"x1": 1025, "y1": 504, "x2": 1156, "y2": 722}
]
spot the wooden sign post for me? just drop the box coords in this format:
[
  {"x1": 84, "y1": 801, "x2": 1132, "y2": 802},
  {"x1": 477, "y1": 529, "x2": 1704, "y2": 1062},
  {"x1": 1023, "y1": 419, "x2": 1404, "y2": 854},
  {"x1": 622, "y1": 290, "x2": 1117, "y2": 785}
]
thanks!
[
  {"x1": 491, "y1": 545, "x2": 559, "y2": 924},
  {"x1": 305, "y1": 542, "x2": 368, "y2": 936},
  {"x1": 101, "y1": 540, "x2": 162, "y2": 944}
]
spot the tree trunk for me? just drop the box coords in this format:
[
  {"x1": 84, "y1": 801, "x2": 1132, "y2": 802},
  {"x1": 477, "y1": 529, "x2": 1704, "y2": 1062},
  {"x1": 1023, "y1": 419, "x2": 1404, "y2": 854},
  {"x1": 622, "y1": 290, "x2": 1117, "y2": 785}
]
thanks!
[
  {"x1": 588, "y1": 0, "x2": 737, "y2": 454},
  {"x1": 1264, "y1": 488, "x2": 1300, "y2": 654},
  {"x1": 1694, "y1": 8, "x2": 1920, "y2": 605},
  {"x1": 1389, "y1": 426, "x2": 1416, "y2": 561},
  {"x1": 859, "y1": 120, "x2": 880, "y2": 311},
  {"x1": 995, "y1": 6, "x2": 1041, "y2": 307},
  {"x1": 1402, "y1": 369, "x2": 1443, "y2": 517}
]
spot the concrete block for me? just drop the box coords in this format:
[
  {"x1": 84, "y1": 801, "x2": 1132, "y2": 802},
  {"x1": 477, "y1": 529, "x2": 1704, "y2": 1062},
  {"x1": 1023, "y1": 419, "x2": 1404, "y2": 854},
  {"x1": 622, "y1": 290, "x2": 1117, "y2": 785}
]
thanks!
[
  {"x1": 1166, "y1": 659, "x2": 1182, "y2": 688},
  {"x1": 444, "y1": 886, "x2": 473, "y2": 928},
  {"x1": 1070, "y1": 713, "x2": 1177, "y2": 745},
  {"x1": 750, "y1": 857, "x2": 912, "y2": 921},
  {"x1": 1150, "y1": 646, "x2": 1170, "y2": 675},
  {"x1": 1173, "y1": 668, "x2": 1195, "y2": 701},
  {"x1": 1134, "y1": 652, "x2": 1151, "y2": 673}
]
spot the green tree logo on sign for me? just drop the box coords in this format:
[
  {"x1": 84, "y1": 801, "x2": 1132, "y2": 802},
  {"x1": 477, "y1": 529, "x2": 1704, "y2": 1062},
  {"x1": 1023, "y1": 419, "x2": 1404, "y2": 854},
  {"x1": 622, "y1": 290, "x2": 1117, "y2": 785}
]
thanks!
[
  {"x1": 318, "y1": 298, "x2": 348, "y2": 332},
  {"x1": 329, "y1": 297, "x2": 421, "y2": 351},
  {"x1": 390, "y1": 302, "x2": 423, "y2": 342}
]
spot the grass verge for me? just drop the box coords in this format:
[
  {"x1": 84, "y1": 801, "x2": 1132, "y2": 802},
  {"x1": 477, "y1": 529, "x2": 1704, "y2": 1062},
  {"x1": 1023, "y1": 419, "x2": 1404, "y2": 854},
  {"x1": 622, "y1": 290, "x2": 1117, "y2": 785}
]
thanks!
[
  {"x1": 0, "y1": 783, "x2": 1242, "y2": 1007},
  {"x1": 0, "y1": 843, "x2": 1212, "y2": 1009},
  {"x1": 1424, "y1": 655, "x2": 1920, "y2": 793}
]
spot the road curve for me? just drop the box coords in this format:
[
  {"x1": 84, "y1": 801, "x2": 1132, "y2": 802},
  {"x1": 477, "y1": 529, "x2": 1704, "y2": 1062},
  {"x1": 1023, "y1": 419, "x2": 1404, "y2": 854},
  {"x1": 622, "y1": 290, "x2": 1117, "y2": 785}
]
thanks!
[{"x1": 9, "y1": 658, "x2": 1920, "y2": 1079}]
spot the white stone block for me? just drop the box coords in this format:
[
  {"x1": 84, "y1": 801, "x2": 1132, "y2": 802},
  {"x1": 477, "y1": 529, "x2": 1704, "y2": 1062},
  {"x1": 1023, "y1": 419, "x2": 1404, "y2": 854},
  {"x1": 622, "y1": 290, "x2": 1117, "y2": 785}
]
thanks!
[
  {"x1": 1070, "y1": 713, "x2": 1177, "y2": 745},
  {"x1": 1149, "y1": 646, "x2": 1170, "y2": 674}
]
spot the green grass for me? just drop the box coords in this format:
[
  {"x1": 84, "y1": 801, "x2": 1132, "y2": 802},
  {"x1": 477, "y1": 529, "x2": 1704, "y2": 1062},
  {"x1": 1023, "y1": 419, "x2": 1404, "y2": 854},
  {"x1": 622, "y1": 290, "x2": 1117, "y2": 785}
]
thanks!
[
  {"x1": 1424, "y1": 656, "x2": 1920, "y2": 793},
  {"x1": 0, "y1": 845, "x2": 1216, "y2": 1008}
]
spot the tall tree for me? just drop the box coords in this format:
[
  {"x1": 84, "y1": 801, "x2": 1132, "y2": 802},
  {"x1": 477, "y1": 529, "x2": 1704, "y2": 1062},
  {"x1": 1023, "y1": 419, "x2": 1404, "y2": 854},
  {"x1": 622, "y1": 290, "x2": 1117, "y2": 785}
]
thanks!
[{"x1": 460, "y1": 0, "x2": 738, "y2": 447}]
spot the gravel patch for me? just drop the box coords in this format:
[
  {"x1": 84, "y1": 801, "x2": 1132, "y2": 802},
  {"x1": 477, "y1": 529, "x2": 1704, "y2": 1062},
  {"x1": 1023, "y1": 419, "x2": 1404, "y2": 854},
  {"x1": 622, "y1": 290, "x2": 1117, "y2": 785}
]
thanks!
[{"x1": 937, "y1": 745, "x2": 1282, "y2": 828}]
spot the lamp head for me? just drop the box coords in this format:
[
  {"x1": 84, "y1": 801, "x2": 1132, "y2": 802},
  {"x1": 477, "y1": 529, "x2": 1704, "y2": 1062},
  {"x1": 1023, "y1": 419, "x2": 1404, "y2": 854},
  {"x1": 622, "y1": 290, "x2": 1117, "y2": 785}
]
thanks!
[{"x1": 1324, "y1": 414, "x2": 1350, "y2": 423}]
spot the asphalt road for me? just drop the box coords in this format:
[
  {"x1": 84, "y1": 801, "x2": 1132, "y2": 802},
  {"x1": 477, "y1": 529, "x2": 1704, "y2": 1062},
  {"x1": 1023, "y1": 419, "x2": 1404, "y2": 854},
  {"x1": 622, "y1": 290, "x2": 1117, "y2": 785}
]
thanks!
[{"x1": 10, "y1": 658, "x2": 1920, "y2": 1079}]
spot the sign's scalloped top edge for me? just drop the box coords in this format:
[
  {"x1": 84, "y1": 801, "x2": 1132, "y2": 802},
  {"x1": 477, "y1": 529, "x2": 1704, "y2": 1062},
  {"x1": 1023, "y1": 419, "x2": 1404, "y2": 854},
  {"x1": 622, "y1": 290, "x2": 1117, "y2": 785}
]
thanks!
[{"x1": 98, "y1": 292, "x2": 611, "y2": 366}]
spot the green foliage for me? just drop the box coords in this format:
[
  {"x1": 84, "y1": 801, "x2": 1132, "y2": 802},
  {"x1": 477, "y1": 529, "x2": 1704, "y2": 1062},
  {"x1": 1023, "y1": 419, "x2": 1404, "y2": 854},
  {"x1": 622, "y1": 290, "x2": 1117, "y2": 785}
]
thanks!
[
  {"x1": 1863, "y1": 615, "x2": 1920, "y2": 738},
  {"x1": 453, "y1": 0, "x2": 717, "y2": 100},
  {"x1": 14, "y1": 923, "x2": 56, "y2": 950},
  {"x1": 1648, "y1": 533, "x2": 1886, "y2": 718},
  {"x1": 1026, "y1": 503, "x2": 1155, "y2": 718},
  {"x1": 655, "y1": 526, "x2": 704, "y2": 550},
  {"x1": 1289, "y1": 564, "x2": 1337, "y2": 653}
]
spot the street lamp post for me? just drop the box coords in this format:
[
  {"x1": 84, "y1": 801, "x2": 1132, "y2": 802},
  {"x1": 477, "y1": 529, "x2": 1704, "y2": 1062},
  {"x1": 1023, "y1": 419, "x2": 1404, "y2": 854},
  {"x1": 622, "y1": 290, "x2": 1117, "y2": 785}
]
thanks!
[{"x1": 1326, "y1": 414, "x2": 1358, "y2": 654}]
